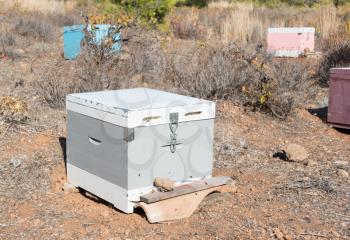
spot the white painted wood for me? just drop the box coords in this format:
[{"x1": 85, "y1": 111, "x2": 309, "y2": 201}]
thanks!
[
  {"x1": 270, "y1": 50, "x2": 303, "y2": 57},
  {"x1": 67, "y1": 163, "x2": 135, "y2": 213},
  {"x1": 66, "y1": 88, "x2": 215, "y2": 128},
  {"x1": 268, "y1": 27, "x2": 315, "y2": 33}
]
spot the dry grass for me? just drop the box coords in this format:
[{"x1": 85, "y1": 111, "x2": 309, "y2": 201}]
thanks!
[
  {"x1": 0, "y1": 0, "x2": 76, "y2": 14},
  {"x1": 13, "y1": 14, "x2": 55, "y2": 42},
  {"x1": 167, "y1": 42, "x2": 315, "y2": 118},
  {"x1": 169, "y1": 2, "x2": 345, "y2": 47},
  {"x1": 318, "y1": 40, "x2": 350, "y2": 86}
]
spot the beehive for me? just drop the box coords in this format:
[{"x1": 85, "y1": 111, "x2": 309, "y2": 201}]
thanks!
[
  {"x1": 267, "y1": 27, "x2": 315, "y2": 57},
  {"x1": 66, "y1": 88, "x2": 216, "y2": 213},
  {"x1": 328, "y1": 68, "x2": 350, "y2": 129},
  {"x1": 63, "y1": 24, "x2": 121, "y2": 60}
]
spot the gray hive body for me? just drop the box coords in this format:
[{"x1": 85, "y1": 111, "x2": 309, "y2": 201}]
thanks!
[{"x1": 66, "y1": 88, "x2": 216, "y2": 213}]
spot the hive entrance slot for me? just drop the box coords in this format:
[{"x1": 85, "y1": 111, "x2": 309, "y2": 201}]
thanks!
[
  {"x1": 185, "y1": 111, "x2": 202, "y2": 116},
  {"x1": 88, "y1": 136, "x2": 101, "y2": 145},
  {"x1": 143, "y1": 116, "x2": 161, "y2": 122}
]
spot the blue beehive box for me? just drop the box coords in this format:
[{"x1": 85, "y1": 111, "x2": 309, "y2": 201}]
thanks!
[{"x1": 64, "y1": 24, "x2": 121, "y2": 60}]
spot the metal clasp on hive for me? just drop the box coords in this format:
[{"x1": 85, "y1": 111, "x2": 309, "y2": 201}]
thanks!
[{"x1": 169, "y1": 112, "x2": 179, "y2": 153}]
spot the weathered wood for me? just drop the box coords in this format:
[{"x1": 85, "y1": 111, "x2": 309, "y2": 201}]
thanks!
[
  {"x1": 140, "y1": 176, "x2": 232, "y2": 204},
  {"x1": 137, "y1": 186, "x2": 226, "y2": 223}
]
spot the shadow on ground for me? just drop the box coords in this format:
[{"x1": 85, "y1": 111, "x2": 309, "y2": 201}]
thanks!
[
  {"x1": 308, "y1": 106, "x2": 328, "y2": 122},
  {"x1": 308, "y1": 106, "x2": 350, "y2": 135}
]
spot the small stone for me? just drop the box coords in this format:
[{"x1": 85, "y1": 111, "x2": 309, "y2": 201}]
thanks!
[
  {"x1": 305, "y1": 159, "x2": 316, "y2": 166},
  {"x1": 337, "y1": 169, "x2": 349, "y2": 178},
  {"x1": 154, "y1": 177, "x2": 175, "y2": 192},
  {"x1": 32, "y1": 219, "x2": 42, "y2": 226},
  {"x1": 9, "y1": 158, "x2": 22, "y2": 168},
  {"x1": 332, "y1": 231, "x2": 340, "y2": 237},
  {"x1": 273, "y1": 228, "x2": 291, "y2": 240},
  {"x1": 334, "y1": 160, "x2": 349, "y2": 167},
  {"x1": 273, "y1": 228, "x2": 284, "y2": 240},
  {"x1": 131, "y1": 74, "x2": 144, "y2": 84},
  {"x1": 341, "y1": 222, "x2": 348, "y2": 228},
  {"x1": 239, "y1": 138, "x2": 248, "y2": 149},
  {"x1": 221, "y1": 180, "x2": 237, "y2": 193},
  {"x1": 281, "y1": 230, "x2": 292, "y2": 240},
  {"x1": 284, "y1": 144, "x2": 308, "y2": 162},
  {"x1": 101, "y1": 209, "x2": 110, "y2": 217},
  {"x1": 13, "y1": 49, "x2": 25, "y2": 56},
  {"x1": 63, "y1": 182, "x2": 79, "y2": 194},
  {"x1": 0, "y1": 164, "x2": 5, "y2": 171}
]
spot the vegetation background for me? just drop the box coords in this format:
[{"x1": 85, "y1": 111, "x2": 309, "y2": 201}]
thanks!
[{"x1": 1, "y1": 0, "x2": 350, "y2": 239}]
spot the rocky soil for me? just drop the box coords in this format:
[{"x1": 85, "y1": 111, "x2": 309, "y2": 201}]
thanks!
[{"x1": 0, "y1": 9, "x2": 349, "y2": 240}]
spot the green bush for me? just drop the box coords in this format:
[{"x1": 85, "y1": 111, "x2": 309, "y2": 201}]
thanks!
[{"x1": 111, "y1": 0, "x2": 177, "y2": 24}]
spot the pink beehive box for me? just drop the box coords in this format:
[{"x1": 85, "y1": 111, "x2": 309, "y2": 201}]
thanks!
[{"x1": 267, "y1": 27, "x2": 315, "y2": 57}]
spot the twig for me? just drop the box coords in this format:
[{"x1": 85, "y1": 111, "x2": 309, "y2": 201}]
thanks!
[
  {"x1": 300, "y1": 232, "x2": 329, "y2": 238},
  {"x1": 0, "y1": 232, "x2": 19, "y2": 237},
  {"x1": 0, "y1": 123, "x2": 12, "y2": 140}
]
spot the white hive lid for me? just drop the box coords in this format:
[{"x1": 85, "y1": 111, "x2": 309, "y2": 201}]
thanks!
[
  {"x1": 330, "y1": 67, "x2": 350, "y2": 75},
  {"x1": 66, "y1": 88, "x2": 216, "y2": 128},
  {"x1": 268, "y1": 27, "x2": 315, "y2": 33}
]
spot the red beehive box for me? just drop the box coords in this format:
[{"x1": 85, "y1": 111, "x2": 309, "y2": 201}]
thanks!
[{"x1": 327, "y1": 68, "x2": 350, "y2": 129}]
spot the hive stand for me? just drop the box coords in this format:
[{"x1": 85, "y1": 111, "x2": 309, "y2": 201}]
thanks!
[{"x1": 136, "y1": 176, "x2": 234, "y2": 223}]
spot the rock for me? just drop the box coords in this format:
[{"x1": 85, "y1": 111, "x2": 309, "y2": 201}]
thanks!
[
  {"x1": 9, "y1": 157, "x2": 23, "y2": 168},
  {"x1": 14, "y1": 78, "x2": 24, "y2": 88},
  {"x1": 0, "y1": 164, "x2": 5, "y2": 171},
  {"x1": 284, "y1": 144, "x2": 308, "y2": 162},
  {"x1": 334, "y1": 160, "x2": 349, "y2": 167},
  {"x1": 32, "y1": 219, "x2": 42, "y2": 226},
  {"x1": 273, "y1": 228, "x2": 284, "y2": 240},
  {"x1": 273, "y1": 228, "x2": 291, "y2": 240},
  {"x1": 239, "y1": 138, "x2": 248, "y2": 149},
  {"x1": 101, "y1": 209, "x2": 110, "y2": 217},
  {"x1": 63, "y1": 183, "x2": 79, "y2": 194},
  {"x1": 341, "y1": 222, "x2": 348, "y2": 228},
  {"x1": 337, "y1": 169, "x2": 349, "y2": 179},
  {"x1": 13, "y1": 49, "x2": 25, "y2": 56},
  {"x1": 305, "y1": 159, "x2": 317, "y2": 166},
  {"x1": 131, "y1": 74, "x2": 144, "y2": 85},
  {"x1": 221, "y1": 180, "x2": 238, "y2": 193},
  {"x1": 154, "y1": 177, "x2": 175, "y2": 192}
]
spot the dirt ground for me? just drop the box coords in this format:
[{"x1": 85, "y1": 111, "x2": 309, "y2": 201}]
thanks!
[{"x1": 1, "y1": 12, "x2": 350, "y2": 240}]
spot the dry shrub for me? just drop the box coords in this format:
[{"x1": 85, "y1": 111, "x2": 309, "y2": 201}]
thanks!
[
  {"x1": 75, "y1": 26, "x2": 127, "y2": 90},
  {"x1": 169, "y1": 8, "x2": 207, "y2": 40},
  {"x1": 267, "y1": 59, "x2": 315, "y2": 117},
  {"x1": 170, "y1": 43, "x2": 259, "y2": 100},
  {"x1": 36, "y1": 26, "x2": 128, "y2": 108},
  {"x1": 35, "y1": 61, "x2": 76, "y2": 108},
  {"x1": 13, "y1": 14, "x2": 55, "y2": 42},
  {"x1": 45, "y1": 12, "x2": 82, "y2": 27},
  {"x1": 125, "y1": 27, "x2": 168, "y2": 83},
  {"x1": 0, "y1": 96, "x2": 28, "y2": 123},
  {"x1": 169, "y1": 43, "x2": 314, "y2": 118},
  {"x1": 318, "y1": 40, "x2": 350, "y2": 86},
  {"x1": 0, "y1": 30, "x2": 18, "y2": 60}
]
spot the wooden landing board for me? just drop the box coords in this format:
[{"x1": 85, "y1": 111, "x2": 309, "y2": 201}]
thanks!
[
  {"x1": 137, "y1": 186, "x2": 225, "y2": 223},
  {"x1": 140, "y1": 176, "x2": 232, "y2": 204}
]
